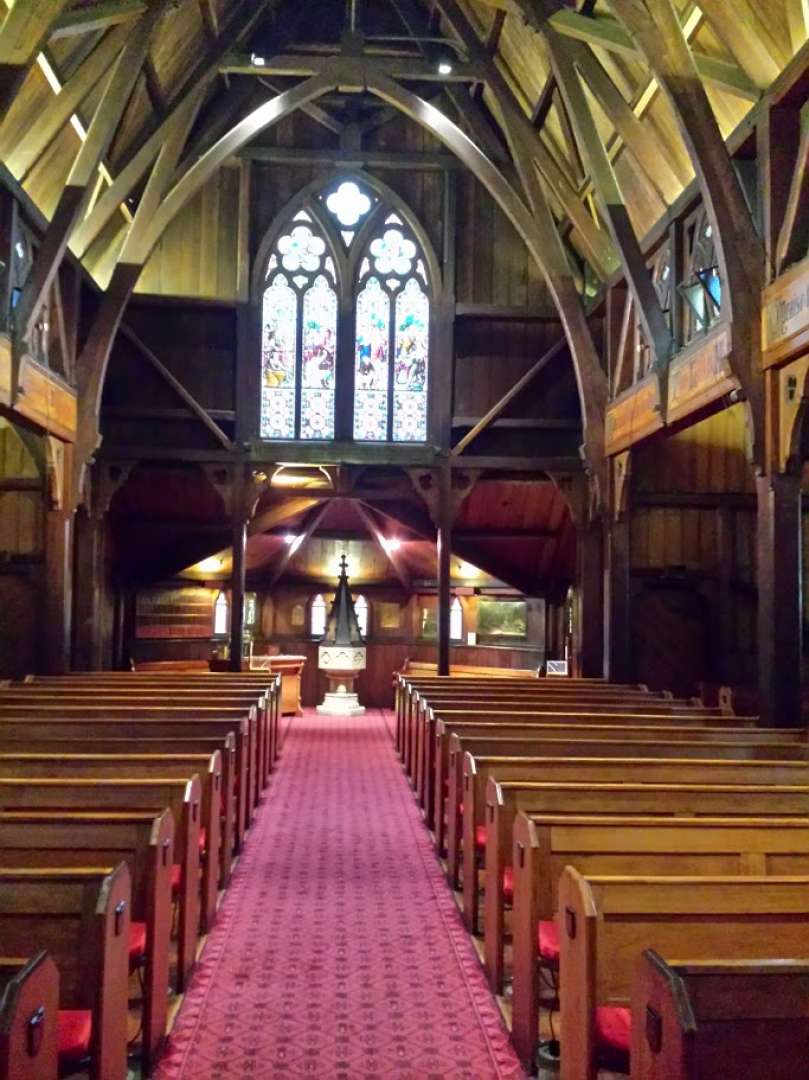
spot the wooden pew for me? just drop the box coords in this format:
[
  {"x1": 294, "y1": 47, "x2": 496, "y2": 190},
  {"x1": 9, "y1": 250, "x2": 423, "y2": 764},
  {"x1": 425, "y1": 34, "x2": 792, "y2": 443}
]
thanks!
[
  {"x1": 0, "y1": 865, "x2": 131, "y2": 1080},
  {"x1": 431, "y1": 716, "x2": 787, "y2": 847},
  {"x1": 0, "y1": 696, "x2": 262, "y2": 819},
  {"x1": 0, "y1": 810, "x2": 173, "y2": 1071},
  {"x1": 0, "y1": 778, "x2": 201, "y2": 992},
  {"x1": 0, "y1": 734, "x2": 237, "y2": 886},
  {"x1": 457, "y1": 750, "x2": 809, "y2": 918},
  {"x1": 558, "y1": 871, "x2": 809, "y2": 1080},
  {"x1": 0, "y1": 753, "x2": 221, "y2": 939},
  {"x1": 27, "y1": 672, "x2": 283, "y2": 773},
  {"x1": 0, "y1": 953, "x2": 59, "y2": 1080},
  {"x1": 509, "y1": 814, "x2": 809, "y2": 1069},
  {"x1": 14, "y1": 680, "x2": 277, "y2": 788},
  {"x1": 394, "y1": 674, "x2": 650, "y2": 756},
  {"x1": 0, "y1": 716, "x2": 249, "y2": 851},
  {"x1": 412, "y1": 697, "x2": 737, "y2": 806},
  {"x1": 630, "y1": 951, "x2": 809, "y2": 1080},
  {"x1": 404, "y1": 689, "x2": 720, "y2": 778},
  {"x1": 475, "y1": 741, "x2": 809, "y2": 988}
]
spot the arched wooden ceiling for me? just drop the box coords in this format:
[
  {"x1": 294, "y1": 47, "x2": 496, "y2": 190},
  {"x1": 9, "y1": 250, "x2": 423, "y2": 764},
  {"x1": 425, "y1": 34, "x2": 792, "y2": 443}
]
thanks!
[{"x1": 1, "y1": 0, "x2": 802, "y2": 531}]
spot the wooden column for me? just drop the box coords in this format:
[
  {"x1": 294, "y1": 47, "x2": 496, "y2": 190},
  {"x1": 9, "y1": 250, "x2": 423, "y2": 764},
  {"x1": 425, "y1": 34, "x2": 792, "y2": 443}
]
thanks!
[
  {"x1": 229, "y1": 505, "x2": 247, "y2": 673},
  {"x1": 436, "y1": 466, "x2": 452, "y2": 676},
  {"x1": 577, "y1": 518, "x2": 604, "y2": 677},
  {"x1": 72, "y1": 506, "x2": 107, "y2": 671},
  {"x1": 757, "y1": 472, "x2": 802, "y2": 726},
  {"x1": 715, "y1": 506, "x2": 736, "y2": 683},
  {"x1": 605, "y1": 516, "x2": 632, "y2": 683},
  {"x1": 42, "y1": 509, "x2": 73, "y2": 674}
]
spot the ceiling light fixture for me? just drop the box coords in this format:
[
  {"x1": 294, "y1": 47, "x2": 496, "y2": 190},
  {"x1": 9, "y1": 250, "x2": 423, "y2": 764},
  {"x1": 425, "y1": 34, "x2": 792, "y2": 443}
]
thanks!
[
  {"x1": 251, "y1": 53, "x2": 266, "y2": 66},
  {"x1": 437, "y1": 59, "x2": 453, "y2": 75},
  {"x1": 195, "y1": 556, "x2": 224, "y2": 573},
  {"x1": 384, "y1": 537, "x2": 402, "y2": 552}
]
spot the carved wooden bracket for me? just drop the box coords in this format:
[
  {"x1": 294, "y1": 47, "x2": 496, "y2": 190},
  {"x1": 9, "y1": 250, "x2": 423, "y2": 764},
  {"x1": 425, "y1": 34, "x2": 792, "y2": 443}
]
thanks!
[{"x1": 406, "y1": 465, "x2": 480, "y2": 525}]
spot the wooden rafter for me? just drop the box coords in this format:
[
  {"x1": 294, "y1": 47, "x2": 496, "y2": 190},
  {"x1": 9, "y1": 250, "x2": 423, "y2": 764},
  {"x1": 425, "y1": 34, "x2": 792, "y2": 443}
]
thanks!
[
  {"x1": 15, "y1": 3, "x2": 165, "y2": 347},
  {"x1": 265, "y1": 502, "x2": 330, "y2": 587},
  {"x1": 50, "y1": 1, "x2": 146, "y2": 39},
  {"x1": 355, "y1": 502, "x2": 412, "y2": 589},
  {"x1": 0, "y1": 0, "x2": 71, "y2": 108},
  {"x1": 547, "y1": 8, "x2": 759, "y2": 101},
  {"x1": 0, "y1": 22, "x2": 130, "y2": 180},
  {"x1": 695, "y1": 0, "x2": 786, "y2": 90},
  {"x1": 249, "y1": 497, "x2": 320, "y2": 536},
  {"x1": 69, "y1": 0, "x2": 275, "y2": 259},
  {"x1": 540, "y1": 23, "x2": 673, "y2": 368}
]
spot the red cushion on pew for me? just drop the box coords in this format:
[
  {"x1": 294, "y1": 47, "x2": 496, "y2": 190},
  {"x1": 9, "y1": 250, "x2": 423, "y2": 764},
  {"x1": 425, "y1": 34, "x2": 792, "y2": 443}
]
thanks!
[
  {"x1": 475, "y1": 824, "x2": 487, "y2": 850},
  {"x1": 129, "y1": 920, "x2": 148, "y2": 967},
  {"x1": 171, "y1": 864, "x2": 182, "y2": 894},
  {"x1": 503, "y1": 866, "x2": 514, "y2": 903},
  {"x1": 199, "y1": 827, "x2": 207, "y2": 853},
  {"x1": 537, "y1": 919, "x2": 560, "y2": 965},
  {"x1": 58, "y1": 1009, "x2": 93, "y2": 1068},
  {"x1": 595, "y1": 1005, "x2": 631, "y2": 1074}
]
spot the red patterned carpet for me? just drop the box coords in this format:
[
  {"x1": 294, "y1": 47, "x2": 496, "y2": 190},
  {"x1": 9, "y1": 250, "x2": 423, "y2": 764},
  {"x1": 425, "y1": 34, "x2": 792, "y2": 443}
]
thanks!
[{"x1": 155, "y1": 708, "x2": 525, "y2": 1080}]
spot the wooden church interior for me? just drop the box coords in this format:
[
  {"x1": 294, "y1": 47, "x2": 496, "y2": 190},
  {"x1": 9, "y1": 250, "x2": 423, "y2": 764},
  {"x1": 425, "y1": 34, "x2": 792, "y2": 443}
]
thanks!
[{"x1": 1, "y1": 0, "x2": 809, "y2": 1076}]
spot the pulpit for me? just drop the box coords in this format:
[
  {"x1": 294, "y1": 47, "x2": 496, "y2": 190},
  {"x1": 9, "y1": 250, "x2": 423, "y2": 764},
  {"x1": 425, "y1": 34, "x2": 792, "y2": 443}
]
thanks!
[{"x1": 210, "y1": 653, "x2": 305, "y2": 715}]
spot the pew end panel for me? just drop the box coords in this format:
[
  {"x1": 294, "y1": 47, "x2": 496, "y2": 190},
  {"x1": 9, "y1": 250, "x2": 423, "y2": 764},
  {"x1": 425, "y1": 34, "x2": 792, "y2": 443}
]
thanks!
[
  {"x1": 0, "y1": 865, "x2": 131, "y2": 1080},
  {"x1": 558, "y1": 870, "x2": 809, "y2": 1080},
  {"x1": 630, "y1": 951, "x2": 809, "y2": 1080},
  {"x1": 0, "y1": 953, "x2": 59, "y2": 1080}
]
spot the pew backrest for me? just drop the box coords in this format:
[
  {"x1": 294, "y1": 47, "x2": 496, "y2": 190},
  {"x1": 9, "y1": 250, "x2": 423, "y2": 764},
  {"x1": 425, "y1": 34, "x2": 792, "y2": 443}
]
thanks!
[{"x1": 0, "y1": 953, "x2": 58, "y2": 1080}]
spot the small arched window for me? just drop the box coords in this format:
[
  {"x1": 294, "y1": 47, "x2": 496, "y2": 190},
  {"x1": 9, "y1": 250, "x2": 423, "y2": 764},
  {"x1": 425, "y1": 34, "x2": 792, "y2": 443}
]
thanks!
[
  {"x1": 450, "y1": 596, "x2": 463, "y2": 641},
  {"x1": 213, "y1": 591, "x2": 229, "y2": 636},
  {"x1": 310, "y1": 593, "x2": 327, "y2": 637},
  {"x1": 354, "y1": 594, "x2": 368, "y2": 637}
]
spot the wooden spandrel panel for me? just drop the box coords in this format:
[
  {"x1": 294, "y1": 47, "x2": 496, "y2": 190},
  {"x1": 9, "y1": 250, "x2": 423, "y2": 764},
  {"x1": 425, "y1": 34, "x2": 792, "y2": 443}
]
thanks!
[{"x1": 14, "y1": 356, "x2": 76, "y2": 442}]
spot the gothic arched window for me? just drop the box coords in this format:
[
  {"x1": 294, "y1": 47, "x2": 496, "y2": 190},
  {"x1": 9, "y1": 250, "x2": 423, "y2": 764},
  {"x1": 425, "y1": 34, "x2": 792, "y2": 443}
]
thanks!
[
  {"x1": 310, "y1": 593, "x2": 327, "y2": 637},
  {"x1": 450, "y1": 596, "x2": 463, "y2": 641},
  {"x1": 261, "y1": 211, "x2": 338, "y2": 441},
  {"x1": 354, "y1": 594, "x2": 368, "y2": 637},
  {"x1": 258, "y1": 178, "x2": 434, "y2": 445},
  {"x1": 213, "y1": 591, "x2": 229, "y2": 636}
]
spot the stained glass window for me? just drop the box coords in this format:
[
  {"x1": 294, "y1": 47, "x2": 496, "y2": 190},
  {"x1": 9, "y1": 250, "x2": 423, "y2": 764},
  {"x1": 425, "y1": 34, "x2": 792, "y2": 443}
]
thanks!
[
  {"x1": 260, "y1": 219, "x2": 337, "y2": 440},
  {"x1": 259, "y1": 184, "x2": 432, "y2": 445},
  {"x1": 353, "y1": 220, "x2": 430, "y2": 442},
  {"x1": 354, "y1": 276, "x2": 390, "y2": 441}
]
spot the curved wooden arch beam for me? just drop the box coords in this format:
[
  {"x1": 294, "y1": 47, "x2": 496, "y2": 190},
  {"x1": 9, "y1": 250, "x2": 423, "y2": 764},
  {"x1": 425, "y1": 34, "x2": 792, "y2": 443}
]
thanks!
[
  {"x1": 362, "y1": 67, "x2": 608, "y2": 499},
  {"x1": 138, "y1": 71, "x2": 338, "y2": 259},
  {"x1": 71, "y1": 75, "x2": 337, "y2": 504},
  {"x1": 608, "y1": 0, "x2": 765, "y2": 461}
]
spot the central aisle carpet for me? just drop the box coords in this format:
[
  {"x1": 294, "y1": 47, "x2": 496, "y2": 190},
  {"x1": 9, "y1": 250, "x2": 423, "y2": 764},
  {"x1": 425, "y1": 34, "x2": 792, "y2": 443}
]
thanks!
[{"x1": 155, "y1": 709, "x2": 525, "y2": 1079}]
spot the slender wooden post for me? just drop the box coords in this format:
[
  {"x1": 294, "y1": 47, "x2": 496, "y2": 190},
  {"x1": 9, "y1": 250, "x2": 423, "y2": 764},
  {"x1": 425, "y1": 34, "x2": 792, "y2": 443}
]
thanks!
[
  {"x1": 605, "y1": 516, "x2": 631, "y2": 682},
  {"x1": 42, "y1": 509, "x2": 73, "y2": 674},
  {"x1": 577, "y1": 517, "x2": 604, "y2": 677},
  {"x1": 72, "y1": 505, "x2": 107, "y2": 671},
  {"x1": 757, "y1": 471, "x2": 802, "y2": 726},
  {"x1": 229, "y1": 472, "x2": 248, "y2": 672},
  {"x1": 436, "y1": 465, "x2": 452, "y2": 676}
]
